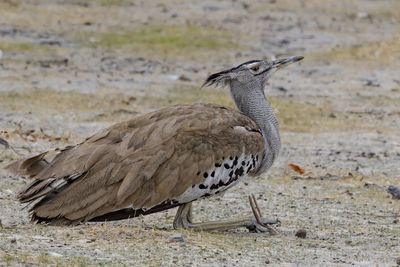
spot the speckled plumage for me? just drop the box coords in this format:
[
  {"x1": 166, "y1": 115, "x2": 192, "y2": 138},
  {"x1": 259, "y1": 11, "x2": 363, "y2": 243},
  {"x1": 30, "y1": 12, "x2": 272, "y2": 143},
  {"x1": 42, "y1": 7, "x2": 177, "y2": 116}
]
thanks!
[{"x1": 176, "y1": 153, "x2": 261, "y2": 203}]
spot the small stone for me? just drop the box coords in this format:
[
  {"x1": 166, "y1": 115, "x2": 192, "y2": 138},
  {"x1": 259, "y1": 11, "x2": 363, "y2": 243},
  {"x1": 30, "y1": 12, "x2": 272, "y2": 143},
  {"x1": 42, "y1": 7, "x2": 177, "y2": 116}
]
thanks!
[
  {"x1": 10, "y1": 237, "x2": 16, "y2": 243},
  {"x1": 178, "y1": 75, "x2": 191, "y2": 81},
  {"x1": 48, "y1": 252, "x2": 63, "y2": 257},
  {"x1": 295, "y1": 229, "x2": 307, "y2": 238},
  {"x1": 364, "y1": 79, "x2": 380, "y2": 87},
  {"x1": 168, "y1": 233, "x2": 186, "y2": 243},
  {"x1": 241, "y1": 2, "x2": 250, "y2": 10},
  {"x1": 276, "y1": 86, "x2": 287, "y2": 92},
  {"x1": 396, "y1": 257, "x2": 400, "y2": 266},
  {"x1": 265, "y1": 259, "x2": 270, "y2": 264},
  {"x1": 357, "y1": 12, "x2": 371, "y2": 20}
]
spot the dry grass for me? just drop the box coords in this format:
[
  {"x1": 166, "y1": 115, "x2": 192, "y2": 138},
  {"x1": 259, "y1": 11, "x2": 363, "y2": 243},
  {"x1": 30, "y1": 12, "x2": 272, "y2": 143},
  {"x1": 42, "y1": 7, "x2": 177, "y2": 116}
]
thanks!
[
  {"x1": 257, "y1": 0, "x2": 400, "y2": 19},
  {"x1": 310, "y1": 37, "x2": 400, "y2": 66},
  {"x1": 0, "y1": 41, "x2": 56, "y2": 53},
  {"x1": 0, "y1": 86, "x2": 376, "y2": 133},
  {"x1": 0, "y1": 89, "x2": 135, "y2": 115},
  {"x1": 0, "y1": 251, "x2": 105, "y2": 266},
  {"x1": 0, "y1": 1, "x2": 19, "y2": 10},
  {"x1": 91, "y1": 0, "x2": 133, "y2": 6},
  {"x1": 142, "y1": 85, "x2": 372, "y2": 133}
]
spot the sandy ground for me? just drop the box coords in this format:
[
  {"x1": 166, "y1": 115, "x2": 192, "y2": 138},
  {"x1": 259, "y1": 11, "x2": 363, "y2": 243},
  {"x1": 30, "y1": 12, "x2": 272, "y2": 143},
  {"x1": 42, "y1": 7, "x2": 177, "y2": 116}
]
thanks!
[{"x1": 0, "y1": 0, "x2": 399, "y2": 266}]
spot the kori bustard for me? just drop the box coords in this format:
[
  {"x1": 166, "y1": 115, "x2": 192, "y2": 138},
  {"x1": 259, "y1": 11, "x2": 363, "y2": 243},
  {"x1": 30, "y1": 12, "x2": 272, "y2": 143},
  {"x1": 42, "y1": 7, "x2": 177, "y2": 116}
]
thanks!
[{"x1": 8, "y1": 56, "x2": 303, "y2": 232}]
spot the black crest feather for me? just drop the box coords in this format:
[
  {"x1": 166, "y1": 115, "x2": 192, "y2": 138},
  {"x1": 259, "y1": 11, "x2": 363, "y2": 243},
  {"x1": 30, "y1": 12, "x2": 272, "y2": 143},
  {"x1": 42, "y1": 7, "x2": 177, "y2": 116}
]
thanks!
[
  {"x1": 202, "y1": 70, "x2": 230, "y2": 87},
  {"x1": 202, "y1": 60, "x2": 261, "y2": 88}
]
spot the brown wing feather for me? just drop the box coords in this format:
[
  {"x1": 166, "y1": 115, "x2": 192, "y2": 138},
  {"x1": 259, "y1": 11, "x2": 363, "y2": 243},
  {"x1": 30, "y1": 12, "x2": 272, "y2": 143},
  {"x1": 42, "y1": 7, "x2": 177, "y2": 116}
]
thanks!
[{"x1": 8, "y1": 103, "x2": 264, "y2": 224}]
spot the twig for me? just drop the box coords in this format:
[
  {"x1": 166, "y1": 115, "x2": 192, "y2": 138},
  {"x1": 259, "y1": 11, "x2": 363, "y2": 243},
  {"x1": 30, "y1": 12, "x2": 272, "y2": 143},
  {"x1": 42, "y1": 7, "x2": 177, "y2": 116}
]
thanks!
[{"x1": 0, "y1": 137, "x2": 22, "y2": 156}]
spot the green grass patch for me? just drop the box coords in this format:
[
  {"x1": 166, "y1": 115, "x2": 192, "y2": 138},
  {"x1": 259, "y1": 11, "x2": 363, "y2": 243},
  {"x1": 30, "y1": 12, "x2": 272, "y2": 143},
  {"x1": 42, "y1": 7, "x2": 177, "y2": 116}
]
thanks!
[
  {"x1": 0, "y1": 41, "x2": 52, "y2": 53},
  {"x1": 76, "y1": 25, "x2": 238, "y2": 58},
  {"x1": 96, "y1": 0, "x2": 132, "y2": 6}
]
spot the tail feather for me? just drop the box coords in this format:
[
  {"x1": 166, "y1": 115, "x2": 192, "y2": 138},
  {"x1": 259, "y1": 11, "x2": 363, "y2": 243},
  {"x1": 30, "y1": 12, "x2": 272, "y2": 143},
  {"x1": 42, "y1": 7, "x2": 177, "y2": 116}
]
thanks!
[
  {"x1": 18, "y1": 172, "x2": 84, "y2": 203},
  {"x1": 5, "y1": 152, "x2": 49, "y2": 178},
  {"x1": 5, "y1": 146, "x2": 73, "y2": 179}
]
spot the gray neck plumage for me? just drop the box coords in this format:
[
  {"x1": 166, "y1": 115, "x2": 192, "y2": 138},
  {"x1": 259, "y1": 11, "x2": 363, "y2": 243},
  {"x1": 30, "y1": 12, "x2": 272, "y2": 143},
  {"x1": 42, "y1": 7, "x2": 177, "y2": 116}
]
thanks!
[{"x1": 229, "y1": 79, "x2": 281, "y2": 174}]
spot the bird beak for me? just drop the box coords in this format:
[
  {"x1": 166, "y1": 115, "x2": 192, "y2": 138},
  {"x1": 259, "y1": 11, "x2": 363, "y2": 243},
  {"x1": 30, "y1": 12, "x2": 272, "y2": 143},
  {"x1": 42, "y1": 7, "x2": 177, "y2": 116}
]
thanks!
[{"x1": 272, "y1": 56, "x2": 304, "y2": 69}]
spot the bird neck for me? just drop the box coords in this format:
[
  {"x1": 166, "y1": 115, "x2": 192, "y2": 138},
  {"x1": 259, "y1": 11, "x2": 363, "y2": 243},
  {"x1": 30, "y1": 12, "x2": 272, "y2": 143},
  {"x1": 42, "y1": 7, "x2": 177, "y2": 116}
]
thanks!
[{"x1": 229, "y1": 79, "x2": 281, "y2": 173}]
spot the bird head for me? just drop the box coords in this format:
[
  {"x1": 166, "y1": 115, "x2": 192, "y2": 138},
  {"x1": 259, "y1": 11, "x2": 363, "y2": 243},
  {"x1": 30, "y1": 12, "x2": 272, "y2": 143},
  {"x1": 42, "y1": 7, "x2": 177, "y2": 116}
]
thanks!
[{"x1": 203, "y1": 56, "x2": 304, "y2": 88}]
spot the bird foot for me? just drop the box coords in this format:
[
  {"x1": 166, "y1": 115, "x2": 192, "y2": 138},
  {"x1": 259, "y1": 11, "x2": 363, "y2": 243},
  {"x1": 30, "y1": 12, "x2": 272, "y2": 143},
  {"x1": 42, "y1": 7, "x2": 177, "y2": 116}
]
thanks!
[
  {"x1": 173, "y1": 196, "x2": 280, "y2": 234},
  {"x1": 246, "y1": 194, "x2": 280, "y2": 234}
]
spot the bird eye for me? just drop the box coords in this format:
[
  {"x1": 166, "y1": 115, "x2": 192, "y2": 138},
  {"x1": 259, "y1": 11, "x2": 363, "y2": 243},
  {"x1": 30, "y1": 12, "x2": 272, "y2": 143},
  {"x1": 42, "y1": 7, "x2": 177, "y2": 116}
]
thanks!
[{"x1": 250, "y1": 65, "x2": 260, "y2": 72}]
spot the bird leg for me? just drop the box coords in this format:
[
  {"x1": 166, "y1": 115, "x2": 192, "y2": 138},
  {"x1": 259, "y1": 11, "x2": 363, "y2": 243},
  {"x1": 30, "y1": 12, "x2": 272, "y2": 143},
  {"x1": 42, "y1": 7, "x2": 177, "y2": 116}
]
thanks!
[
  {"x1": 247, "y1": 194, "x2": 278, "y2": 234},
  {"x1": 173, "y1": 195, "x2": 279, "y2": 234}
]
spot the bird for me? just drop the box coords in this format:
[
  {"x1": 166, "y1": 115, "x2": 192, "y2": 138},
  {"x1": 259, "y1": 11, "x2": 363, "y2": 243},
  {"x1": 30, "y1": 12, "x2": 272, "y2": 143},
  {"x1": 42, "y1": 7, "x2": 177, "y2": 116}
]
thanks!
[{"x1": 6, "y1": 56, "x2": 303, "y2": 232}]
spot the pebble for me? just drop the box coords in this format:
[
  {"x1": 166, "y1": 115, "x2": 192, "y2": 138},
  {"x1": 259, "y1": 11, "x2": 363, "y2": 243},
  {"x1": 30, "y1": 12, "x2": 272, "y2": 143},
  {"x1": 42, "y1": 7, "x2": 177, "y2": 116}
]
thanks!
[
  {"x1": 357, "y1": 12, "x2": 371, "y2": 20},
  {"x1": 168, "y1": 233, "x2": 186, "y2": 243},
  {"x1": 396, "y1": 257, "x2": 400, "y2": 266},
  {"x1": 295, "y1": 229, "x2": 307, "y2": 239},
  {"x1": 48, "y1": 252, "x2": 63, "y2": 257},
  {"x1": 166, "y1": 74, "x2": 180, "y2": 81},
  {"x1": 275, "y1": 86, "x2": 287, "y2": 92},
  {"x1": 178, "y1": 75, "x2": 191, "y2": 81},
  {"x1": 364, "y1": 79, "x2": 380, "y2": 87}
]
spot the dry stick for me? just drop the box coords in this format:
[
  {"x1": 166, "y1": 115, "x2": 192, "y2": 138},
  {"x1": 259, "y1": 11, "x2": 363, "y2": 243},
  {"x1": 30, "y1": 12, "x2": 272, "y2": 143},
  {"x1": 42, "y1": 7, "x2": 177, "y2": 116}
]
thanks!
[{"x1": 0, "y1": 137, "x2": 22, "y2": 156}]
